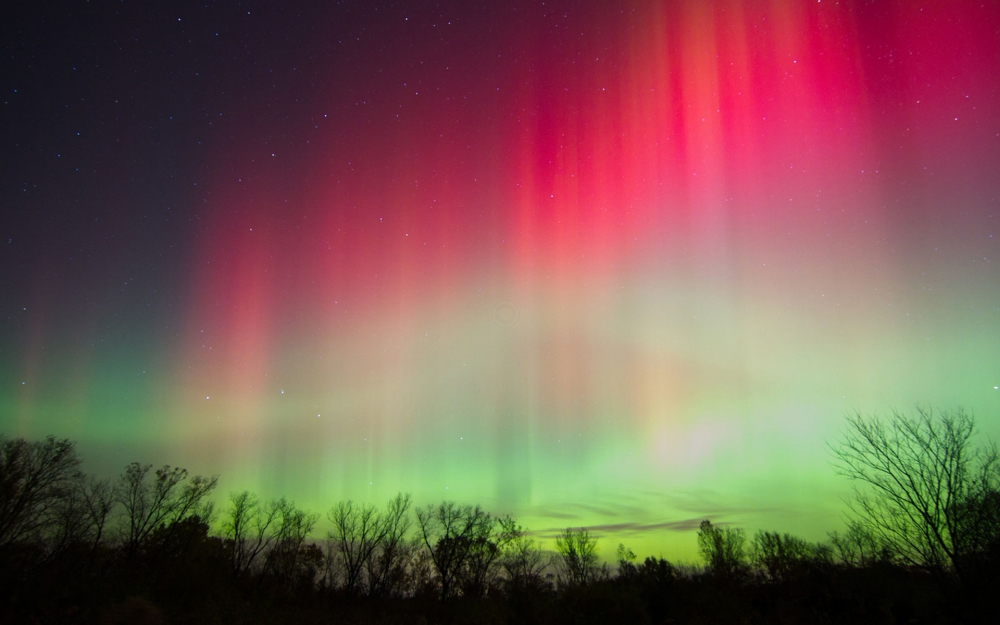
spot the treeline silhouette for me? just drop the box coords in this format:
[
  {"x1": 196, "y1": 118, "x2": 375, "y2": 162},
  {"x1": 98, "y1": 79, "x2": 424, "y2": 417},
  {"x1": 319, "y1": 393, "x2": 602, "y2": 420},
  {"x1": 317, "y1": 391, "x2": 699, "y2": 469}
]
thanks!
[{"x1": 1, "y1": 408, "x2": 998, "y2": 624}]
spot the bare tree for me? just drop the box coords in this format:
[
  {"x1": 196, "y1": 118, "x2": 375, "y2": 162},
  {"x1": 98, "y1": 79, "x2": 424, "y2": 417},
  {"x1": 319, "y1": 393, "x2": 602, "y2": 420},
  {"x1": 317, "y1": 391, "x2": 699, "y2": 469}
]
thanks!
[
  {"x1": 956, "y1": 487, "x2": 1000, "y2": 569},
  {"x1": 79, "y1": 477, "x2": 117, "y2": 552},
  {"x1": 416, "y1": 501, "x2": 493, "y2": 599},
  {"x1": 260, "y1": 498, "x2": 319, "y2": 588},
  {"x1": 461, "y1": 512, "x2": 515, "y2": 597},
  {"x1": 328, "y1": 500, "x2": 382, "y2": 595},
  {"x1": 366, "y1": 493, "x2": 413, "y2": 598},
  {"x1": 115, "y1": 462, "x2": 218, "y2": 558},
  {"x1": 697, "y1": 520, "x2": 748, "y2": 581},
  {"x1": 48, "y1": 481, "x2": 91, "y2": 555},
  {"x1": 554, "y1": 527, "x2": 600, "y2": 586},
  {"x1": 222, "y1": 490, "x2": 283, "y2": 579},
  {"x1": 751, "y1": 531, "x2": 814, "y2": 582},
  {"x1": 501, "y1": 518, "x2": 548, "y2": 591},
  {"x1": 828, "y1": 520, "x2": 890, "y2": 568},
  {"x1": 0, "y1": 436, "x2": 82, "y2": 549},
  {"x1": 831, "y1": 407, "x2": 999, "y2": 582}
]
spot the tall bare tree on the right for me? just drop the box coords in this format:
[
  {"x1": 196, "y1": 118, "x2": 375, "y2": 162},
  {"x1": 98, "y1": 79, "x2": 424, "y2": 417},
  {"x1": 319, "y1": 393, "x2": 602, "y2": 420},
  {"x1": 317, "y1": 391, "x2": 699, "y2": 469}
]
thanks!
[{"x1": 831, "y1": 407, "x2": 1000, "y2": 587}]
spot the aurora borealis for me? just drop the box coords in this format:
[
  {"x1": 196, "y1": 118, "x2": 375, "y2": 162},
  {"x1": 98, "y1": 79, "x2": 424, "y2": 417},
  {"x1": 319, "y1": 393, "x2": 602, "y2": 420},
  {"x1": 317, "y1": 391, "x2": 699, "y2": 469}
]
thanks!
[{"x1": 2, "y1": 0, "x2": 998, "y2": 561}]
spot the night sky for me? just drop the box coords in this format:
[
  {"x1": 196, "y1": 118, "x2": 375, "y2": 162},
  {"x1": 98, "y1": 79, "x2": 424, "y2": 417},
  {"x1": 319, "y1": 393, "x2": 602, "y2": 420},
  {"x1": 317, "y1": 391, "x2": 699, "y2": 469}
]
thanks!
[{"x1": 2, "y1": 0, "x2": 999, "y2": 561}]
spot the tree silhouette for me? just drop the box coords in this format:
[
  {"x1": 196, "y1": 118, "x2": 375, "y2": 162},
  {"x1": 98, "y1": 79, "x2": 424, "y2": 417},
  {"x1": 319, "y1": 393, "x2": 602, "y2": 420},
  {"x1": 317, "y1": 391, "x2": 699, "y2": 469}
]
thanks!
[
  {"x1": 79, "y1": 477, "x2": 116, "y2": 553},
  {"x1": 260, "y1": 498, "x2": 318, "y2": 589},
  {"x1": 697, "y1": 520, "x2": 747, "y2": 582},
  {"x1": 460, "y1": 512, "x2": 515, "y2": 597},
  {"x1": 0, "y1": 436, "x2": 81, "y2": 549},
  {"x1": 616, "y1": 543, "x2": 638, "y2": 579},
  {"x1": 831, "y1": 407, "x2": 999, "y2": 584},
  {"x1": 116, "y1": 462, "x2": 217, "y2": 558},
  {"x1": 222, "y1": 490, "x2": 283, "y2": 579},
  {"x1": 500, "y1": 517, "x2": 548, "y2": 592},
  {"x1": 325, "y1": 494, "x2": 415, "y2": 597},
  {"x1": 828, "y1": 520, "x2": 891, "y2": 567},
  {"x1": 6, "y1": 431, "x2": 999, "y2": 623},
  {"x1": 44, "y1": 475, "x2": 118, "y2": 560},
  {"x1": 751, "y1": 531, "x2": 820, "y2": 583},
  {"x1": 365, "y1": 493, "x2": 413, "y2": 598},
  {"x1": 328, "y1": 499, "x2": 382, "y2": 595},
  {"x1": 416, "y1": 501, "x2": 493, "y2": 599},
  {"x1": 554, "y1": 527, "x2": 600, "y2": 586}
]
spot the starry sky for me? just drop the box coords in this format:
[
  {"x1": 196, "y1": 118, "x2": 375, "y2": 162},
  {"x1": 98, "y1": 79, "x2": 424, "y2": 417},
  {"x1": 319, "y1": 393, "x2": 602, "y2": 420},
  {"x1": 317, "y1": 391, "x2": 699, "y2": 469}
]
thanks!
[{"x1": 2, "y1": 0, "x2": 999, "y2": 561}]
